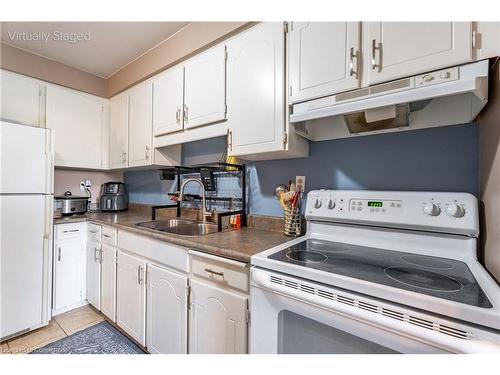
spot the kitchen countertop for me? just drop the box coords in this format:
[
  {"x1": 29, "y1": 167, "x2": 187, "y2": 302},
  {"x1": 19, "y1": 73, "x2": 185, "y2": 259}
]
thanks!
[{"x1": 54, "y1": 212, "x2": 292, "y2": 263}]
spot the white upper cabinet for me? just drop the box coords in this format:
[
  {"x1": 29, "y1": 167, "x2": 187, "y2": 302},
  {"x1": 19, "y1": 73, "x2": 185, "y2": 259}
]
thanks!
[
  {"x1": 1, "y1": 70, "x2": 44, "y2": 127},
  {"x1": 109, "y1": 93, "x2": 129, "y2": 169},
  {"x1": 46, "y1": 85, "x2": 107, "y2": 169},
  {"x1": 289, "y1": 22, "x2": 361, "y2": 103},
  {"x1": 153, "y1": 65, "x2": 185, "y2": 136},
  {"x1": 184, "y1": 44, "x2": 227, "y2": 129},
  {"x1": 364, "y1": 22, "x2": 473, "y2": 85},
  {"x1": 226, "y1": 22, "x2": 287, "y2": 156},
  {"x1": 128, "y1": 82, "x2": 153, "y2": 168},
  {"x1": 146, "y1": 264, "x2": 188, "y2": 354}
]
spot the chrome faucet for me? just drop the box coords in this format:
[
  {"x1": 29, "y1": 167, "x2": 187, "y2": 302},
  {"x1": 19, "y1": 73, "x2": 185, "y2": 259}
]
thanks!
[{"x1": 179, "y1": 178, "x2": 212, "y2": 222}]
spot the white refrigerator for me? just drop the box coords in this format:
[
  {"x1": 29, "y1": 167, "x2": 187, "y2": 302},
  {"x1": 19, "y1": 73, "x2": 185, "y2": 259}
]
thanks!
[{"x1": 0, "y1": 121, "x2": 54, "y2": 340}]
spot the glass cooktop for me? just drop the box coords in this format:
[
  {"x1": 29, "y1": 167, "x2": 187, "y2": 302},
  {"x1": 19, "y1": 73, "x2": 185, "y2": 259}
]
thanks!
[{"x1": 268, "y1": 239, "x2": 492, "y2": 308}]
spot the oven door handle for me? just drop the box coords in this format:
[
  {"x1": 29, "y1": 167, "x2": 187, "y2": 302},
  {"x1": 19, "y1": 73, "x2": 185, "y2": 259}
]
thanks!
[{"x1": 251, "y1": 269, "x2": 500, "y2": 354}]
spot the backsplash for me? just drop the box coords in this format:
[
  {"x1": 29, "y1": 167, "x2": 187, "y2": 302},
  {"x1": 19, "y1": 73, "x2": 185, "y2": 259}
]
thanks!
[
  {"x1": 55, "y1": 169, "x2": 124, "y2": 204},
  {"x1": 124, "y1": 123, "x2": 479, "y2": 217}
]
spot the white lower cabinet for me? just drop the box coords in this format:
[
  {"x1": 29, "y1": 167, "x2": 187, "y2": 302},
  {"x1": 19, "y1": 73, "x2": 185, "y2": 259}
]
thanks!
[
  {"x1": 146, "y1": 263, "x2": 188, "y2": 354},
  {"x1": 53, "y1": 224, "x2": 87, "y2": 315},
  {"x1": 100, "y1": 244, "x2": 117, "y2": 322},
  {"x1": 116, "y1": 250, "x2": 146, "y2": 346},
  {"x1": 86, "y1": 240, "x2": 101, "y2": 310},
  {"x1": 189, "y1": 279, "x2": 248, "y2": 354}
]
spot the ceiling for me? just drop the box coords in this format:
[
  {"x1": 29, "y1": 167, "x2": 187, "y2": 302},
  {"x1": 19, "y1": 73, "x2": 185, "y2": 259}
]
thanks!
[{"x1": 0, "y1": 22, "x2": 189, "y2": 78}]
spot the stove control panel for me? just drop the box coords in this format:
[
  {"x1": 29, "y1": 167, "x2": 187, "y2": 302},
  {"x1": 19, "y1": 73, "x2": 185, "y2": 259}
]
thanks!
[
  {"x1": 305, "y1": 190, "x2": 479, "y2": 237},
  {"x1": 349, "y1": 199, "x2": 404, "y2": 216}
]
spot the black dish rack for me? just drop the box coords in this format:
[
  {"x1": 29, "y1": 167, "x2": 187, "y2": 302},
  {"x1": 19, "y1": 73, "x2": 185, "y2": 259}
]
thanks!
[{"x1": 151, "y1": 162, "x2": 246, "y2": 232}]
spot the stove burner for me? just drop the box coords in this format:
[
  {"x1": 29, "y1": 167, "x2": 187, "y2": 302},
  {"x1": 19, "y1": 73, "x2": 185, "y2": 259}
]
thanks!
[
  {"x1": 384, "y1": 267, "x2": 463, "y2": 292},
  {"x1": 286, "y1": 250, "x2": 327, "y2": 263},
  {"x1": 401, "y1": 255, "x2": 454, "y2": 270}
]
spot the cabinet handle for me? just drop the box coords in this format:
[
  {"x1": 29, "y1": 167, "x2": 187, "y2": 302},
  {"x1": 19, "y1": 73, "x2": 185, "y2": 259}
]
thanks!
[
  {"x1": 63, "y1": 229, "x2": 79, "y2": 233},
  {"x1": 122, "y1": 151, "x2": 127, "y2": 162},
  {"x1": 349, "y1": 47, "x2": 360, "y2": 78},
  {"x1": 99, "y1": 249, "x2": 103, "y2": 263},
  {"x1": 103, "y1": 234, "x2": 111, "y2": 238},
  {"x1": 137, "y1": 265, "x2": 143, "y2": 284},
  {"x1": 371, "y1": 39, "x2": 382, "y2": 72},
  {"x1": 176, "y1": 107, "x2": 181, "y2": 125},
  {"x1": 227, "y1": 129, "x2": 233, "y2": 151},
  {"x1": 204, "y1": 268, "x2": 224, "y2": 278},
  {"x1": 58, "y1": 247, "x2": 61, "y2": 262},
  {"x1": 145, "y1": 145, "x2": 150, "y2": 159},
  {"x1": 94, "y1": 247, "x2": 100, "y2": 261},
  {"x1": 183, "y1": 104, "x2": 188, "y2": 124}
]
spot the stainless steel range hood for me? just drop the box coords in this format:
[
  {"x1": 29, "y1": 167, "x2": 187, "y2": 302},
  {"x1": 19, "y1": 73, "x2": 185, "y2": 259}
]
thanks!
[{"x1": 290, "y1": 60, "x2": 489, "y2": 141}]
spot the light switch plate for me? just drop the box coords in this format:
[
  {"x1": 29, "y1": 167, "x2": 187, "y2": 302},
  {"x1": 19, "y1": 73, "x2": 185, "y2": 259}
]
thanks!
[{"x1": 295, "y1": 175, "x2": 306, "y2": 192}]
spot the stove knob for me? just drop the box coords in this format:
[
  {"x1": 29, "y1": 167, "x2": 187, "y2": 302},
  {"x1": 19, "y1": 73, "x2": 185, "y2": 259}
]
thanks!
[
  {"x1": 314, "y1": 198, "x2": 322, "y2": 209},
  {"x1": 446, "y1": 203, "x2": 465, "y2": 218},
  {"x1": 423, "y1": 202, "x2": 440, "y2": 216},
  {"x1": 327, "y1": 199, "x2": 335, "y2": 209}
]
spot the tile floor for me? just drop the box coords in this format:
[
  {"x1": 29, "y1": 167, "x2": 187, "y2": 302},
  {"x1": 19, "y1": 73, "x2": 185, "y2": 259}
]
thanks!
[{"x1": 1, "y1": 305, "x2": 104, "y2": 354}]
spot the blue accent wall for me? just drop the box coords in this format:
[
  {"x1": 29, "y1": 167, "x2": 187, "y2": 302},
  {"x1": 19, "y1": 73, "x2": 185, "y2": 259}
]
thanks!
[{"x1": 124, "y1": 123, "x2": 479, "y2": 217}]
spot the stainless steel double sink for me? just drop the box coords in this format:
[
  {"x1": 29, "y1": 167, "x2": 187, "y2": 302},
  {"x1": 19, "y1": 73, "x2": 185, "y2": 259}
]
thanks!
[{"x1": 135, "y1": 218, "x2": 219, "y2": 236}]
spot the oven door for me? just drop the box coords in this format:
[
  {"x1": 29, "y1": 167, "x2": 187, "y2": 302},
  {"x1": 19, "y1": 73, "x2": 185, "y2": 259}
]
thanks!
[{"x1": 250, "y1": 268, "x2": 490, "y2": 354}]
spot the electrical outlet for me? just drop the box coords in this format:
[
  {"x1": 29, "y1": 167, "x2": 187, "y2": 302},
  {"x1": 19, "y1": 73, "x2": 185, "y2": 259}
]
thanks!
[
  {"x1": 85, "y1": 180, "x2": 91, "y2": 188},
  {"x1": 295, "y1": 176, "x2": 306, "y2": 192},
  {"x1": 79, "y1": 181, "x2": 85, "y2": 192}
]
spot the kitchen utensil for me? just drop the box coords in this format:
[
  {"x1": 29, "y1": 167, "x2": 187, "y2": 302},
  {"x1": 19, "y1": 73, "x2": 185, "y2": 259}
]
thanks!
[{"x1": 274, "y1": 184, "x2": 288, "y2": 199}]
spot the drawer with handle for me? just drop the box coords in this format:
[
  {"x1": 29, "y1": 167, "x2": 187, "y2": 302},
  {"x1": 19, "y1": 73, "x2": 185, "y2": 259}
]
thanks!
[
  {"x1": 101, "y1": 225, "x2": 117, "y2": 245},
  {"x1": 189, "y1": 250, "x2": 249, "y2": 292},
  {"x1": 55, "y1": 222, "x2": 86, "y2": 241},
  {"x1": 88, "y1": 223, "x2": 102, "y2": 242}
]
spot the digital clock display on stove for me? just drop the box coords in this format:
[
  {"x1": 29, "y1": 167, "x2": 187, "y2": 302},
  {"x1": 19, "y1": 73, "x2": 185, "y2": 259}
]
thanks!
[{"x1": 367, "y1": 201, "x2": 383, "y2": 208}]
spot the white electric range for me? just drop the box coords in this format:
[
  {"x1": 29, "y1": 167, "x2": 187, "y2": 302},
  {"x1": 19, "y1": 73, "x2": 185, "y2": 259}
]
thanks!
[{"x1": 250, "y1": 190, "x2": 500, "y2": 354}]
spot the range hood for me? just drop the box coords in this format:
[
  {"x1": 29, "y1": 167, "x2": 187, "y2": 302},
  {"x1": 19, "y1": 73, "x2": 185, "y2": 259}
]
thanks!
[{"x1": 290, "y1": 60, "x2": 489, "y2": 141}]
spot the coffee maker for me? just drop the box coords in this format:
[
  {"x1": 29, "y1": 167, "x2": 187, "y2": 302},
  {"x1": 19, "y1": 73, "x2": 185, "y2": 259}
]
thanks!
[{"x1": 100, "y1": 182, "x2": 128, "y2": 212}]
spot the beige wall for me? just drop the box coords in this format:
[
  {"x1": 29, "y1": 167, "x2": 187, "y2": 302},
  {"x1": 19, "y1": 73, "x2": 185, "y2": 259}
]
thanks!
[
  {"x1": 0, "y1": 42, "x2": 107, "y2": 97},
  {"x1": 478, "y1": 60, "x2": 500, "y2": 283},
  {"x1": 106, "y1": 22, "x2": 254, "y2": 96},
  {"x1": 54, "y1": 168, "x2": 123, "y2": 204},
  {"x1": 1, "y1": 22, "x2": 255, "y2": 98}
]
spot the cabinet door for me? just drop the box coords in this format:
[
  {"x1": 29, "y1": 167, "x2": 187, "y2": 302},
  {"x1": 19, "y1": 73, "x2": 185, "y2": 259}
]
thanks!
[
  {"x1": 184, "y1": 44, "x2": 227, "y2": 129},
  {"x1": 226, "y1": 22, "x2": 286, "y2": 156},
  {"x1": 189, "y1": 279, "x2": 247, "y2": 354},
  {"x1": 1, "y1": 71, "x2": 43, "y2": 127},
  {"x1": 128, "y1": 82, "x2": 153, "y2": 168},
  {"x1": 46, "y1": 86, "x2": 105, "y2": 169},
  {"x1": 86, "y1": 240, "x2": 101, "y2": 310},
  {"x1": 289, "y1": 22, "x2": 361, "y2": 103},
  {"x1": 365, "y1": 22, "x2": 472, "y2": 84},
  {"x1": 146, "y1": 264, "x2": 188, "y2": 354},
  {"x1": 101, "y1": 244, "x2": 117, "y2": 322},
  {"x1": 54, "y1": 240, "x2": 85, "y2": 311},
  {"x1": 116, "y1": 250, "x2": 146, "y2": 346},
  {"x1": 153, "y1": 66, "x2": 184, "y2": 136},
  {"x1": 109, "y1": 93, "x2": 129, "y2": 169}
]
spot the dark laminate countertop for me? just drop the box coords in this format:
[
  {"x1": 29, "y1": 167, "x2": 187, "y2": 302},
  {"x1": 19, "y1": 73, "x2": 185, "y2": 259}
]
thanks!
[{"x1": 54, "y1": 212, "x2": 292, "y2": 263}]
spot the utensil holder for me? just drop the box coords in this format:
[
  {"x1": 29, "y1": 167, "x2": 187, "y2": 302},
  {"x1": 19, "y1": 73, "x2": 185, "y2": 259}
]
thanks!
[{"x1": 284, "y1": 208, "x2": 302, "y2": 237}]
